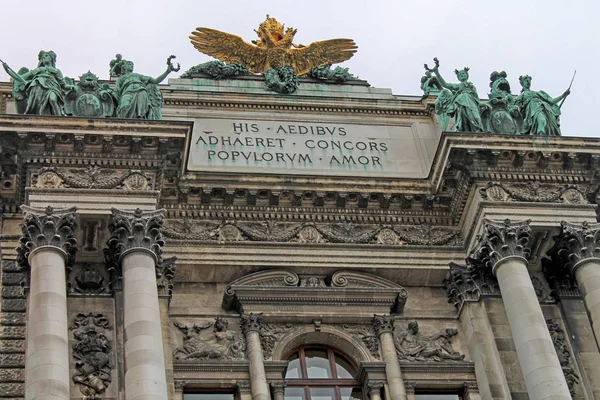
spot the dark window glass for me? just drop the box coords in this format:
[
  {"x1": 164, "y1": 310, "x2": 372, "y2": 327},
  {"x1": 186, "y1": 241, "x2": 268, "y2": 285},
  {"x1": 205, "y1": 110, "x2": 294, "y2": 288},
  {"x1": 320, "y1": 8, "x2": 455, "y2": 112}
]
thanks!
[
  {"x1": 184, "y1": 394, "x2": 235, "y2": 400},
  {"x1": 309, "y1": 387, "x2": 335, "y2": 400}
]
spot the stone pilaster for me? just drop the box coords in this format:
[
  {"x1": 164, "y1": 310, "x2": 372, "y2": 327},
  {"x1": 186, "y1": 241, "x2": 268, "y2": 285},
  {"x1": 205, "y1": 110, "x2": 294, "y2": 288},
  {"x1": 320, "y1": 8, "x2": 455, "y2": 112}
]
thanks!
[
  {"x1": 552, "y1": 221, "x2": 600, "y2": 346},
  {"x1": 366, "y1": 381, "x2": 384, "y2": 400},
  {"x1": 106, "y1": 207, "x2": 168, "y2": 400},
  {"x1": 473, "y1": 219, "x2": 571, "y2": 400},
  {"x1": 19, "y1": 205, "x2": 77, "y2": 400},
  {"x1": 241, "y1": 313, "x2": 270, "y2": 400},
  {"x1": 270, "y1": 381, "x2": 286, "y2": 400},
  {"x1": 372, "y1": 315, "x2": 406, "y2": 400}
]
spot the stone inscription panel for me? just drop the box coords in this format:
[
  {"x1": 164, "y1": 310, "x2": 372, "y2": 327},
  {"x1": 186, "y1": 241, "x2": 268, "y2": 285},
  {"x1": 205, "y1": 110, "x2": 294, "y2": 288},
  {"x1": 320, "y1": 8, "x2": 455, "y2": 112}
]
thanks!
[{"x1": 187, "y1": 118, "x2": 437, "y2": 178}]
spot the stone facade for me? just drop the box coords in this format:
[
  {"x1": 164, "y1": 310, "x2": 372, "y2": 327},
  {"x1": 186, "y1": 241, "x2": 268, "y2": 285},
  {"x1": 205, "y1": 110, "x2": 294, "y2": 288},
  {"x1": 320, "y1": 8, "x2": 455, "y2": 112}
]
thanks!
[{"x1": 1, "y1": 75, "x2": 599, "y2": 400}]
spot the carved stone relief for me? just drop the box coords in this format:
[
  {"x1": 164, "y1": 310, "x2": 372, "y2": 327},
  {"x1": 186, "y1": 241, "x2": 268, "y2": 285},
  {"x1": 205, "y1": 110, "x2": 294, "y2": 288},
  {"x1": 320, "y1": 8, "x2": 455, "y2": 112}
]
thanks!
[
  {"x1": 33, "y1": 166, "x2": 154, "y2": 190},
  {"x1": 173, "y1": 317, "x2": 246, "y2": 360},
  {"x1": 71, "y1": 263, "x2": 109, "y2": 295},
  {"x1": 547, "y1": 319, "x2": 579, "y2": 396},
  {"x1": 443, "y1": 261, "x2": 500, "y2": 310},
  {"x1": 164, "y1": 219, "x2": 462, "y2": 246},
  {"x1": 394, "y1": 321, "x2": 465, "y2": 362},
  {"x1": 70, "y1": 313, "x2": 113, "y2": 399},
  {"x1": 338, "y1": 324, "x2": 379, "y2": 358},
  {"x1": 480, "y1": 182, "x2": 592, "y2": 204}
]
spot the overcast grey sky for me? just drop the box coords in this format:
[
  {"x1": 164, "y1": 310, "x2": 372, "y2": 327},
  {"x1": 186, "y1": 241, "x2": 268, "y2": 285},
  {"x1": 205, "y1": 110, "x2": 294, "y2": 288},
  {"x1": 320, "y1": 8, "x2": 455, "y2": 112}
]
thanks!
[{"x1": 1, "y1": 0, "x2": 598, "y2": 137}]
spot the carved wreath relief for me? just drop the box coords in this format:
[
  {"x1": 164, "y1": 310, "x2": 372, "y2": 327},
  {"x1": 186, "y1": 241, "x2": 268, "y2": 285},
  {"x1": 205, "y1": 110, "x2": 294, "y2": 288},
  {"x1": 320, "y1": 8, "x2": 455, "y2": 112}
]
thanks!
[
  {"x1": 173, "y1": 317, "x2": 246, "y2": 360},
  {"x1": 395, "y1": 321, "x2": 464, "y2": 362},
  {"x1": 70, "y1": 313, "x2": 113, "y2": 399}
]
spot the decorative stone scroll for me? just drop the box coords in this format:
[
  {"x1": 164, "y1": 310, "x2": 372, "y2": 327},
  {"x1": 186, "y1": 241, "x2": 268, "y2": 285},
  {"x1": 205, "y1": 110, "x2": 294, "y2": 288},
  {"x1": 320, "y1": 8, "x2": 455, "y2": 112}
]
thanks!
[
  {"x1": 70, "y1": 312, "x2": 113, "y2": 399},
  {"x1": 223, "y1": 269, "x2": 408, "y2": 314},
  {"x1": 163, "y1": 219, "x2": 462, "y2": 247},
  {"x1": 18, "y1": 205, "x2": 78, "y2": 269},
  {"x1": 394, "y1": 321, "x2": 465, "y2": 362},
  {"x1": 339, "y1": 324, "x2": 379, "y2": 358},
  {"x1": 173, "y1": 317, "x2": 246, "y2": 360},
  {"x1": 35, "y1": 166, "x2": 153, "y2": 190},
  {"x1": 547, "y1": 319, "x2": 579, "y2": 396},
  {"x1": 472, "y1": 219, "x2": 531, "y2": 273}
]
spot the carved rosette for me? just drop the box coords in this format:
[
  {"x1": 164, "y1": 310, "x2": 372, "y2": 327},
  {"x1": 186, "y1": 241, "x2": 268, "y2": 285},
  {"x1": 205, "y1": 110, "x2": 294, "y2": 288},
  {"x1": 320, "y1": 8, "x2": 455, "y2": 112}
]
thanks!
[
  {"x1": 365, "y1": 381, "x2": 384, "y2": 398},
  {"x1": 555, "y1": 221, "x2": 600, "y2": 273},
  {"x1": 472, "y1": 219, "x2": 531, "y2": 274},
  {"x1": 240, "y1": 313, "x2": 263, "y2": 335},
  {"x1": 372, "y1": 315, "x2": 395, "y2": 336},
  {"x1": 18, "y1": 205, "x2": 78, "y2": 269},
  {"x1": 70, "y1": 312, "x2": 113, "y2": 398},
  {"x1": 104, "y1": 208, "x2": 165, "y2": 289}
]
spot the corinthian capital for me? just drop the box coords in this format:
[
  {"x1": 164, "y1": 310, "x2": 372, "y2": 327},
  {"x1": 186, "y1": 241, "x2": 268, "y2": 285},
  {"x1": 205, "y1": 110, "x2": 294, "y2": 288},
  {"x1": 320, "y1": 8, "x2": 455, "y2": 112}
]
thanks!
[
  {"x1": 240, "y1": 313, "x2": 263, "y2": 334},
  {"x1": 105, "y1": 208, "x2": 165, "y2": 264},
  {"x1": 555, "y1": 221, "x2": 600, "y2": 273},
  {"x1": 18, "y1": 205, "x2": 77, "y2": 267},
  {"x1": 473, "y1": 219, "x2": 531, "y2": 274},
  {"x1": 372, "y1": 314, "x2": 395, "y2": 336}
]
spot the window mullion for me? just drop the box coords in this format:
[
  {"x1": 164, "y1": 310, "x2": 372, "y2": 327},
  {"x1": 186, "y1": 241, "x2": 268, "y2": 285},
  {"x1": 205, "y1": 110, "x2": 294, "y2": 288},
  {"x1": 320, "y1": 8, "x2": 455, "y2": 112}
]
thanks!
[
  {"x1": 328, "y1": 348, "x2": 337, "y2": 379},
  {"x1": 299, "y1": 348, "x2": 308, "y2": 379}
]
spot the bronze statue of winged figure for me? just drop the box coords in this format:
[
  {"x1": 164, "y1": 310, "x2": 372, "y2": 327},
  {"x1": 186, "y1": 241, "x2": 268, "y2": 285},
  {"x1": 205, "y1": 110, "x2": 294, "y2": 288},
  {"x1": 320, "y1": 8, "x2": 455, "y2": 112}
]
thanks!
[{"x1": 190, "y1": 15, "x2": 357, "y2": 76}]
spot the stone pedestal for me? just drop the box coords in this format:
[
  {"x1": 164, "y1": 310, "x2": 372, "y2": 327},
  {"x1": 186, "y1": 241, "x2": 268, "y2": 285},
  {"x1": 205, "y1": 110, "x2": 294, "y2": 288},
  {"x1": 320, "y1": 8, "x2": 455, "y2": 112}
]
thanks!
[
  {"x1": 373, "y1": 315, "x2": 407, "y2": 400},
  {"x1": 241, "y1": 314, "x2": 270, "y2": 400},
  {"x1": 19, "y1": 206, "x2": 77, "y2": 400},
  {"x1": 106, "y1": 208, "x2": 168, "y2": 400},
  {"x1": 475, "y1": 219, "x2": 570, "y2": 400}
]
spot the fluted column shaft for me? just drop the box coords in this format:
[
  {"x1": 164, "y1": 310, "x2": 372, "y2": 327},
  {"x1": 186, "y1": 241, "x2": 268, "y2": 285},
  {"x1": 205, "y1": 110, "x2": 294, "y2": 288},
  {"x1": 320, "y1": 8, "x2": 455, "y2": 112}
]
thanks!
[
  {"x1": 20, "y1": 206, "x2": 77, "y2": 400},
  {"x1": 241, "y1": 314, "x2": 270, "y2": 400},
  {"x1": 373, "y1": 315, "x2": 407, "y2": 400},
  {"x1": 106, "y1": 208, "x2": 168, "y2": 400},
  {"x1": 476, "y1": 219, "x2": 570, "y2": 400}
]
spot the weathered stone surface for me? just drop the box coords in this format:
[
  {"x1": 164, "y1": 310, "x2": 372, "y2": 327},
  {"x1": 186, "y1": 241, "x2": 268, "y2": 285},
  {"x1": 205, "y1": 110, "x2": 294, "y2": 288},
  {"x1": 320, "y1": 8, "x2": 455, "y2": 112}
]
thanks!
[
  {"x1": 0, "y1": 368, "x2": 24, "y2": 382},
  {"x1": 0, "y1": 300, "x2": 26, "y2": 313}
]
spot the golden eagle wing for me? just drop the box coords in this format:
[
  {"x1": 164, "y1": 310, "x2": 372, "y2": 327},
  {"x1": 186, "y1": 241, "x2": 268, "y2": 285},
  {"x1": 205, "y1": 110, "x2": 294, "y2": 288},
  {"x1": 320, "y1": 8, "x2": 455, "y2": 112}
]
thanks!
[
  {"x1": 190, "y1": 28, "x2": 267, "y2": 73},
  {"x1": 288, "y1": 38, "x2": 357, "y2": 76}
]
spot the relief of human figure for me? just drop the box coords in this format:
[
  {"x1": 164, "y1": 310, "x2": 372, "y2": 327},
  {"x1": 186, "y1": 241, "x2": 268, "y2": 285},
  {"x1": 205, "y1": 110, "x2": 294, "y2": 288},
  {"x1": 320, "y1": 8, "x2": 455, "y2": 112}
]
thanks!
[
  {"x1": 395, "y1": 321, "x2": 465, "y2": 362},
  {"x1": 113, "y1": 55, "x2": 180, "y2": 120},
  {"x1": 425, "y1": 57, "x2": 489, "y2": 132},
  {"x1": 516, "y1": 75, "x2": 570, "y2": 136},
  {"x1": 2, "y1": 50, "x2": 75, "y2": 115},
  {"x1": 173, "y1": 317, "x2": 244, "y2": 360}
]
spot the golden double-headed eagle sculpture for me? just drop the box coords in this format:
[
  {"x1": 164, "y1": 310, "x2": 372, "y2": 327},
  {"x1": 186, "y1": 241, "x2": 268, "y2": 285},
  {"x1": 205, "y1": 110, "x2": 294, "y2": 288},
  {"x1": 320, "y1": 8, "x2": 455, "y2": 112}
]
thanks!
[{"x1": 190, "y1": 15, "x2": 357, "y2": 76}]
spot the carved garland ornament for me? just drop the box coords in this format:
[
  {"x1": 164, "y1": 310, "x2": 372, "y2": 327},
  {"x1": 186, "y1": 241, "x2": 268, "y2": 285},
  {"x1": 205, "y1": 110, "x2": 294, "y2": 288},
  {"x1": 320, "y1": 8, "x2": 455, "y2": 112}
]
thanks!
[
  {"x1": 481, "y1": 182, "x2": 590, "y2": 204},
  {"x1": 70, "y1": 313, "x2": 113, "y2": 399},
  {"x1": 35, "y1": 166, "x2": 152, "y2": 190},
  {"x1": 163, "y1": 219, "x2": 462, "y2": 246}
]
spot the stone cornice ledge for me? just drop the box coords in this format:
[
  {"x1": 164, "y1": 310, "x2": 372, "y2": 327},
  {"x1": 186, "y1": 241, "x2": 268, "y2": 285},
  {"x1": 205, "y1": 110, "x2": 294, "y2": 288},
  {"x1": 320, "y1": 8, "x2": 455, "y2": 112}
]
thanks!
[{"x1": 399, "y1": 361, "x2": 475, "y2": 374}]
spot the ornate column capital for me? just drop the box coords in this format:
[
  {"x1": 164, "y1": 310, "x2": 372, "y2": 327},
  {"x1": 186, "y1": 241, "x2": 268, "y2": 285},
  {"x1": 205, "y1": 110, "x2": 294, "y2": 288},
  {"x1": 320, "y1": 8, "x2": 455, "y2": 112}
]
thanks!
[
  {"x1": 404, "y1": 381, "x2": 417, "y2": 393},
  {"x1": 18, "y1": 205, "x2": 78, "y2": 268},
  {"x1": 105, "y1": 208, "x2": 165, "y2": 264},
  {"x1": 240, "y1": 313, "x2": 263, "y2": 335},
  {"x1": 554, "y1": 221, "x2": 600, "y2": 273},
  {"x1": 365, "y1": 381, "x2": 384, "y2": 398},
  {"x1": 463, "y1": 381, "x2": 479, "y2": 395},
  {"x1": 236, "y1": 380, "x2": 251, "y2": 393},
  {"x1": 472, "y1": 219, "x2": 531, "y2": 275},
  {"x1": 372, "y1": 314, "x2": 395, "y2": 336},
  {"x1": 174, "y1": 380, "x2": 186, "y2": 392},
  {"x1": 270, "y1": 381, "x2": 287, "y2": 395}
]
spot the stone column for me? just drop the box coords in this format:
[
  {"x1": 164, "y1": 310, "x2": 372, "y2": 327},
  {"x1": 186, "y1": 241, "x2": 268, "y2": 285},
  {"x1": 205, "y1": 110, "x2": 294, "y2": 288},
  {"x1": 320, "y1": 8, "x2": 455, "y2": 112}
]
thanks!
[
  {"x1": 373, "y1": 315, "x2": 407, "y2": 400},
  {"x1": 404, "y1": 382, "x2": 416, "y2": 400},
  {"x1": 19, "y1": 205, "x2": 77, "y2": 400},
  {"x1": 174, "y1": 380, "x2": 186, "y2": 400},
  {"x1": 474, "y1": 219, "x2": 570, "y2": 400},
  {"x1": 106, "y1": 208, "x2": 168, "y2": 400},
  {"x1": 554, "y1": 221, "x2": 600, "y2": 347},
  {"x1": 271, "y1": 381, "x2": 286, "y2": 400},
  {"x1": 366, "y1": 381, "x2": 384, "y2": 400},
  {"x1": 241, "y1": 313, "x2": 270, "y2": 400}
]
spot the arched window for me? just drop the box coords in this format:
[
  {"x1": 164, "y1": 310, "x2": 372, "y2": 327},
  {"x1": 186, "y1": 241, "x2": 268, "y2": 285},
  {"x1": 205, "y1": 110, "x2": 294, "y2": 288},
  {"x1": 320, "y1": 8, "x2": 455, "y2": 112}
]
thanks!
[{"x1": 284, "y1": 346, "x2": 363, "y2": 400}]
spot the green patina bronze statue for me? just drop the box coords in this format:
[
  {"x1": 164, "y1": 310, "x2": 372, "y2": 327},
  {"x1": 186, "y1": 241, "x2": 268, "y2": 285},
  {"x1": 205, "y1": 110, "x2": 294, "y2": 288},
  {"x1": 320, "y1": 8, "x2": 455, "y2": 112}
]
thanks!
[
  {"x1": 111, "y1": 55, "x2": 180, "y2": 120},
  {"x1": 516, "y1": 75, "x2": 570, "y2": 136},
  {"x1": 425, "y1": 58, "x2": 488, "y2": 132},
  {"x1": 2, "y1": 50, "x2": 75, "y2": 115}
]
